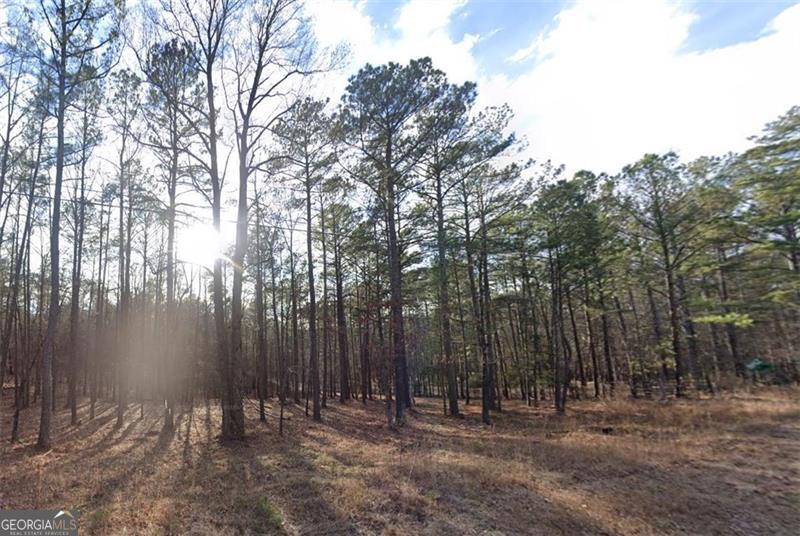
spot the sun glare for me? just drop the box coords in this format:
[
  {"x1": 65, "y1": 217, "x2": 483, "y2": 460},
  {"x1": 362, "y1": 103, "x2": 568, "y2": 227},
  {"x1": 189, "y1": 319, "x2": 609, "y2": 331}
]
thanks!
[{"x1": 176, "y1": 223, "x2": 227, "y2": 268}]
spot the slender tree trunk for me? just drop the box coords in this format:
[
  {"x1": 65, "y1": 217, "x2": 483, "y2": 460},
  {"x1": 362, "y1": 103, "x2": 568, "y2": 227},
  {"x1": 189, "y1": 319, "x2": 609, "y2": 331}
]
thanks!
[
  {"x1": 478, "y1": 209, "x2": 497, "y2": 418},
  {"x1": 664, "y1": 266, "x2": 685, "y2": 396},
  {"x1": 163, "y1": 146, "x2": 178, "y2": 430},
  {"x1": 677, "y1": 275, "x2": 703, "y2": 392},
  {"x1": 332, "y1": 214, "x2": 350, "y2": 403},
  {"x1": 435, "y1": 174, "x2": 459, "y2": 416},
  {"x1": 203, "y1": 53, "x2": 240, "y2": 439},
  {"x1": 359, "y1": 294, "x2": 370, "y2": 404},
  {"x1": 270, "y1": 243, "x2": 285, "y2": 428},
  {"x1": 1, "y1": 115, "x2": 42, "y2": 438},
  {"x1": 597, "y1": 281, "x2": 616, "y2": 398},
  {"x1": 565, "y1": 285, "x2": 586, "y2": 395},
  {"x1": 548, "y1": 248, "x2": 564, "y2": 412},
  {"x1": 452, "y1": 254, "x2": 470, "y2": 405},
  {"x1": 647, "y1": 285, "x2": 670, "y2": 398},
  {"x1": 255, "y1": 208, "x2": 267, "y2": 422},
  {"x1": 289, "y1": 239, "x2": 300, "y2": 405},
  {"x1": 385, "y1": 166, "x2": 410, "y2": 419},
  {"x1": 717, "y1": 249, "x2": 744, "y2": 377},
  {"x1": 320, "y1": 202, "x2": 331, "y2": 408},
  {"x1": 68, "y1": 109, "x2": 90, "y2": 425},
  {"x1": 463, "y1": 199, "x2": 490, "y2": 422},
  {"x1": 583, "y1": 275, "x2": 601, "y2": 398},
  {"x1": 38, "y1": 7, "x2": 70, "y2": 448},
  {"x1": 305, "y1": 173, "x2": 321, "y2": 420},
  {"x1": 225, "y1": 120, "x2": 250, "y2": 439},
  {"x1": 627, "y1": 287, "x2": 651, "y2": 397},
  {"x1": 613, "y1": 295, "x2": 637, "y2": 398},
  {"x1": 115, "y1": 114, "x2": 131, "y2": 429}
]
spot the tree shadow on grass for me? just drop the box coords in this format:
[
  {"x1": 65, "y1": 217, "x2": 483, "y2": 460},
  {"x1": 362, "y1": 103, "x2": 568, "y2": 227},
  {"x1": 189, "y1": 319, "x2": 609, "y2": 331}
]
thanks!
[
  {"x1": 410, "y1": 399, "x2": 800, "y2": 535},
  {"x1": 159, "y1": 405, "x2": 357, "y2": 535},
  {"x1": 5, "y1": 394, "x2": 798, "y2": 535}
]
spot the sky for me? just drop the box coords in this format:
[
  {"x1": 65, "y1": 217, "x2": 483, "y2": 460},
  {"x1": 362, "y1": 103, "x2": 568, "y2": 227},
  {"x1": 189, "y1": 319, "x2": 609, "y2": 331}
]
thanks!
[
  {"x1": 14, "y1": 0, "x2": 798, "y2": 258},
  {"x1": 309, "y1": 0, "x2": 800, "y2": 174}
]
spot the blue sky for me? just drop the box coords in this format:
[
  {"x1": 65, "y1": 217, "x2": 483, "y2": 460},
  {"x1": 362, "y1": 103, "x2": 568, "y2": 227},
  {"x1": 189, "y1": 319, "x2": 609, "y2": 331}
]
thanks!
[
  {"x1": 679, "y1": 1, "x2": 796, "y2": 50},
  {"x1": 309, "y1": 0, "x2": 800, "y2": 173},
  {"x1": 354, "y1": 0, "x2": 796, "y2": 76}
]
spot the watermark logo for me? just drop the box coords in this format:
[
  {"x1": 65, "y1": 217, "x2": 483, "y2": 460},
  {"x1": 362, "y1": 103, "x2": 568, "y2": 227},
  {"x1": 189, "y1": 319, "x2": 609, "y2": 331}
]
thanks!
[{"x1": 0, "y1": 510, "x2": 78, "y2": 536}]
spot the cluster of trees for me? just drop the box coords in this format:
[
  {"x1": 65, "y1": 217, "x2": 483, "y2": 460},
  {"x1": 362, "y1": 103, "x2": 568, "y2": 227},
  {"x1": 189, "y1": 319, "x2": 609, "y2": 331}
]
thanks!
[{"x1": 0, "y1": 0, "x2": 797, "y2": 448}]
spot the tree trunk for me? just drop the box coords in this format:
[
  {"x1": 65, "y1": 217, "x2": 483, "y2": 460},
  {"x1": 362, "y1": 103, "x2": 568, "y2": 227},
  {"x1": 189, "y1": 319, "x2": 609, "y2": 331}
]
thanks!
[
  {"x1": 565, "y1": 285, "x2": 586, "y2": 395},
  {"x1": 320, "y1": 200, "x2": 331, "y2": 408},
  {"x1": 582, "y1": 275, "x2": 601, "y2": 398},
  {"x1": 333, "y1": 214, "x2": 350, "y2": 403},
  {"x1": 597, "y1": 281, "x2": 616, "y2": 398},
  {"x1": 306, "y1": 176, "x2": 321, "y2": 420},
  {"x1": 255, "y1": 209, "x2": 267, "y2": 422},
  {"x1": 479, "y1": 210, "x2": 497, "y2": 418},
  {"x1": 68, "y1": 108, "x2": 90, "y2": 425},
  {"x1": 38, "y1": 7, "x2": 69, "y2": 449},
  {"x1": 385, "y1": 164, "x2": 410, "y2": 419},
  {"x1": 435, "y1": 174, "x2": 459, "y2": 416}
]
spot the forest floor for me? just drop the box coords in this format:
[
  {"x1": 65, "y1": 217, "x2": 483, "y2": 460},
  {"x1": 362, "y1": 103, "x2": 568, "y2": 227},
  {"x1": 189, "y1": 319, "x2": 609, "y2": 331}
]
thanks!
[{"x1": 1, "y1": 388, "x2": 799, "y2": 535}]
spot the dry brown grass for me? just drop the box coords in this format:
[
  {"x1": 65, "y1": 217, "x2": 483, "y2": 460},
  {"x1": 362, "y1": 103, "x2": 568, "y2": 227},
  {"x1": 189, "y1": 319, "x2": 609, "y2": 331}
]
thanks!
[{"x1": 1, "y1": 388, "x2": 799, "y2": 535}]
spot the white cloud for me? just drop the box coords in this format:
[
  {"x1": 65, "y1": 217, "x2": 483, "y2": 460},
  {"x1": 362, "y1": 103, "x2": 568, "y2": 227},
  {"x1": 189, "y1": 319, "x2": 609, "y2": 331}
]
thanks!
[
  {"x1": 308, "y1": 0, "x2": 480, "y2": 98},
  {"x1": 506, "y1": 34, "x2": 542, "y2": 64},
  {"x1": 311, "y1": 0, "x2": 800, "y2": 174},
  {"x1": 496, "y1": 0, "x2": 800, "y2": 173}
]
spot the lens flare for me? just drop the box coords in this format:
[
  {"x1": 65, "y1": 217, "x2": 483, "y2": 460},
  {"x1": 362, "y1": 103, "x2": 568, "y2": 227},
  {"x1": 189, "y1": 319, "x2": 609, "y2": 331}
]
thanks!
[{"x1": 176, "y1": 223, "x2": 227, "y2": 268}]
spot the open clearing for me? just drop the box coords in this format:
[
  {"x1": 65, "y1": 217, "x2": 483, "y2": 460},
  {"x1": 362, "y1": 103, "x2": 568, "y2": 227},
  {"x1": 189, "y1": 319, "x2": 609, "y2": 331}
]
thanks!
[{"x1": 2, "y1": 389, "x2": 799, "y2": 535}]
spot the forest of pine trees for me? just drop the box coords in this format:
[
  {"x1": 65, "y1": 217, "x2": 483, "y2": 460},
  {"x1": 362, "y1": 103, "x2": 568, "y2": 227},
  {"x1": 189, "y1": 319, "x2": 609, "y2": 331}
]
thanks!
[{"x1": 0, "y1": 0, "x2": 798, "y2": 454}]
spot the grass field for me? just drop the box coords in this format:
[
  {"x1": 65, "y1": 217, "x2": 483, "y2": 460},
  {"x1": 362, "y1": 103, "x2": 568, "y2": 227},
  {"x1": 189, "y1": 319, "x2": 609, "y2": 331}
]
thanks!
[{"x1": 1, "y1": 389, "x2": 799, "y2": 535}]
